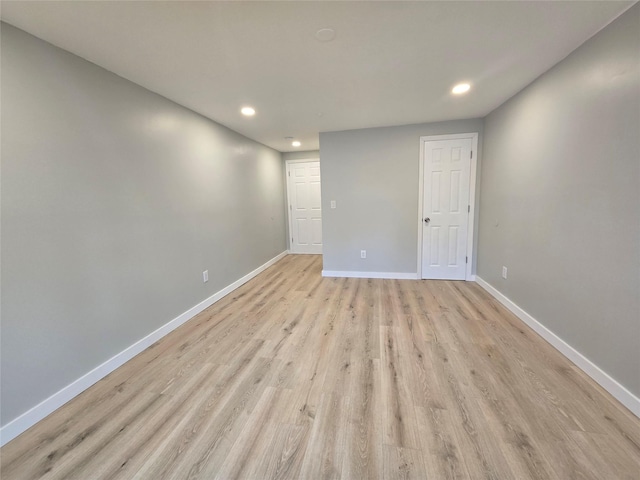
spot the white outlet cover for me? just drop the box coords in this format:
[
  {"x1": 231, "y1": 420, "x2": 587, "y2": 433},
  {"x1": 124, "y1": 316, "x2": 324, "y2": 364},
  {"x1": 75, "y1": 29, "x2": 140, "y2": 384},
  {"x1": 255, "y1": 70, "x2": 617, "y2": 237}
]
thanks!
[
  {"x1": 330, "y1": 200, "x2": 336, "y2": 209},
  {"x1": 502, "y1": 266, "x2": 507, "y2": 279},
  {"x1": 361, "y1": 250, "x2": 366, "y2": 258},
  {"x1": 203, "y1": 270, "x2": 209, "y2": 282}
]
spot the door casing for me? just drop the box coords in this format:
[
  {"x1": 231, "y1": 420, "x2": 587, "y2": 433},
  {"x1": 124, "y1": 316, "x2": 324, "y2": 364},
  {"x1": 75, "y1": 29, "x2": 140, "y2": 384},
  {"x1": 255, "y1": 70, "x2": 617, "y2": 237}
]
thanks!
[
  {"x1": 417, "y1": 133, "x2": 478, "y2": 280},
  {"x1": 285, "y1": 159, "x2": 322, "y2": 254}
]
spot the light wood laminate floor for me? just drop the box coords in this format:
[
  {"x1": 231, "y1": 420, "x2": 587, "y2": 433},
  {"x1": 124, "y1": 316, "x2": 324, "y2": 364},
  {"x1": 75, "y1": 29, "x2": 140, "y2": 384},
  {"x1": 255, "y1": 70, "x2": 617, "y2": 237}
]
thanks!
[{"x1": 2, "y1": 255, "x2": 639, "y2": 479}]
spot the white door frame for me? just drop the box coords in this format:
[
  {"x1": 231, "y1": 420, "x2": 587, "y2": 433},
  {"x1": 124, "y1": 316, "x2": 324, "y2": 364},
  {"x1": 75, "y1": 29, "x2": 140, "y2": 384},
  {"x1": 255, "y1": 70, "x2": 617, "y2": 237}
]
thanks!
[
  {"x1": 285, "y1": 159, "x2": 321, "y2": 253},
  {"x1": 417, "y1": 133, "x2": 478, "y2": 280}
]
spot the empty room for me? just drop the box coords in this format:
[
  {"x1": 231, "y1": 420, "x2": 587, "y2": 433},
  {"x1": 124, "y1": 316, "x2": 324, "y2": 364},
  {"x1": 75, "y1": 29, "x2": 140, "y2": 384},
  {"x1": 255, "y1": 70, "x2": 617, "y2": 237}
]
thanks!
[{"x1": 1, "y1": 1, "x2": 639, "y2": 479}]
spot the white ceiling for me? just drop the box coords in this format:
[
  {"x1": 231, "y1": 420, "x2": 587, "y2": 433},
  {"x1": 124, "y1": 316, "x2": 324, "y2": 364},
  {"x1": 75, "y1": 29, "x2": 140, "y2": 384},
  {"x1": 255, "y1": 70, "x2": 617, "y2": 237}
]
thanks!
[{"x1": 1, "y1": 1, "x2": 633, "y2": 152}]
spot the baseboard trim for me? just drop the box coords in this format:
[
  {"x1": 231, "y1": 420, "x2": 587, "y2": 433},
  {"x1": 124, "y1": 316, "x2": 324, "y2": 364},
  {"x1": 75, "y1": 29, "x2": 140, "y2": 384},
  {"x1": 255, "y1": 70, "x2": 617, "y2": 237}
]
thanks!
[
  {"x1": 0, "y1": 250, "x2": 289, "y2": 447},
  {"x1": 322, "y1": 270, "x2": 418, "y2": 280},
  {"x1": 475, "y1": 276, "x2": 640, "y2": 418}
]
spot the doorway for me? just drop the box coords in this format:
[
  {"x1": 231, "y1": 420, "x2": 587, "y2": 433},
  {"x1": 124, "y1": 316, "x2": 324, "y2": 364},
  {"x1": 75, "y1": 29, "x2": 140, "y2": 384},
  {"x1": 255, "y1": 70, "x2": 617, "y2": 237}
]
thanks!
[
  {"x1": 286, "y1": 160, "x2": 322, "y2": 254},
  {"x1": 418, "y1": 134, "x2": 477, "y2": 280}
]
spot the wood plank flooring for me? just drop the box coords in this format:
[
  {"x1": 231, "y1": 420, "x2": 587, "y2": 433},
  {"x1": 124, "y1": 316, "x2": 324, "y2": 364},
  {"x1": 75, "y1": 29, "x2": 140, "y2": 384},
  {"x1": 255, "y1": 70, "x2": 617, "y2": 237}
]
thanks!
[{"x1": 2, "y1": 254, "x2": 639, "y2": 479}]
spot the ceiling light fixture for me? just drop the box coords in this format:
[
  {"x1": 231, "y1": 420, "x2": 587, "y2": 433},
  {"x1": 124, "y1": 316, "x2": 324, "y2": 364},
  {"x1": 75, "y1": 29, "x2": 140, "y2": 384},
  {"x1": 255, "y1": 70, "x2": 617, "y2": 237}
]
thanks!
[
  {"x1": 292, "y1": 140, "x2": 301, "y2": 147},
  {"x1": 241, "y1": 106, "x2": 256, "y2": 116},
  {"x1": 451, "y1": 83, "x2": 471, "y2": 95}
]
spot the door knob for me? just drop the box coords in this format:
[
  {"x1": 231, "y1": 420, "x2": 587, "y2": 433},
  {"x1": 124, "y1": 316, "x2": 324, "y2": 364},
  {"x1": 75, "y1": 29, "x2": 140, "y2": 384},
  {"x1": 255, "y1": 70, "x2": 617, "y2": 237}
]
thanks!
[{"x1": 424, "y1": 217, "x2": 430, "y2": 224}]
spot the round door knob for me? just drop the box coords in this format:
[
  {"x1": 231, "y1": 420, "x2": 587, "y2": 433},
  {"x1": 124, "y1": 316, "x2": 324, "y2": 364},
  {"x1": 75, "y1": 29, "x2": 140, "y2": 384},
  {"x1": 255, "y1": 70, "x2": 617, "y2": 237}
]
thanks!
[{"x1": 424, "y1": 217, "x2": 430, "y2": 224}]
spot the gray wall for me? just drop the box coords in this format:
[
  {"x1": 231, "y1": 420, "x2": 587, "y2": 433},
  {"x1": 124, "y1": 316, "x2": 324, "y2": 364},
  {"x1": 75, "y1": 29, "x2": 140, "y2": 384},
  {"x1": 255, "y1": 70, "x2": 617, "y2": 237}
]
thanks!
[
  {"x1": 282, "y1": 150, "x2": 320, "y2": 161},
  {"x1": 320, "y1": 119, "x2": 483, "y2": 274},
  {"x1": 1, "y1": 24, "x2": 286, "y2": 426},
  {"x1": 478, "y1": 5, "x2": 640, "y2": 397}
]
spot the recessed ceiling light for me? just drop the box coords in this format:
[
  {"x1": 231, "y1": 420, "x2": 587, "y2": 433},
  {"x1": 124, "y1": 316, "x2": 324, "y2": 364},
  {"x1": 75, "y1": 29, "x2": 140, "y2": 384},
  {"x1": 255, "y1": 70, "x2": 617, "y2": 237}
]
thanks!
[
  {"x1": 292, "y1": 140, "x2": 301, "y2": 147},
  {"x1": 451, "y1": 83, "x2": 471, "y2": 95},
  {"x1": 315, "y1": 28, "x2": 336, "y2": 42},
  {"x1": 241, "y1": 106, "x2": 255, "y2": 116}
]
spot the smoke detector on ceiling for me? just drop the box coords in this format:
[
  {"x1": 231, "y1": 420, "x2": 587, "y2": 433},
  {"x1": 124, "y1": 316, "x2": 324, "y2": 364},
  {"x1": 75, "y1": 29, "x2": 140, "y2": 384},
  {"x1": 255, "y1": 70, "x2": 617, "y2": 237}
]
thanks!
[{"x1": 315, "y1": 28, "x2": 336, "y2": 42}]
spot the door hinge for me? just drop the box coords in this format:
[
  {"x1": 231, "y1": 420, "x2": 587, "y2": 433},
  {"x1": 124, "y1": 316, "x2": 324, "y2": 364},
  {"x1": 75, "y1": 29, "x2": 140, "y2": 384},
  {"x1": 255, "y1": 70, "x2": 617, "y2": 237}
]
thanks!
[
  {"x1": 466, "y1": 256, "x2": 468, "y2": 264},
  {"x1": 288, "y1": 171, "x2": 291, "y2": 176},
  {"x1": 292, "y1": 238, "x2": 294, "y2": 242},
  {"x1": 289, "y1": 204, "x2": 292, "y2": 210},
  {"x1": 468, "y1": 205, "x2": 470, "y2": 213},
  {"x1": 470, "y1": 151, "x2": 473, "y2": 159}
]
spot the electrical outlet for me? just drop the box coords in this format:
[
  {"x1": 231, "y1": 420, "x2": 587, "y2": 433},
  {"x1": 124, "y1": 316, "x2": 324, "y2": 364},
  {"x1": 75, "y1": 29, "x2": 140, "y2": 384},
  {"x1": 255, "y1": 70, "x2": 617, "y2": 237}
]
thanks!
[
  {"x1": 203, "y1": 270, "x2": 209, "y2": 283},
  {"x1": 502, "y1": 266, "x2": 507, "y2": 279},
  {"x1": 330, "y1": 200, "x2": 336, "y2": 209},
  {"x1": 361, "y1": 250, "x2": 366, "y2": 259}
]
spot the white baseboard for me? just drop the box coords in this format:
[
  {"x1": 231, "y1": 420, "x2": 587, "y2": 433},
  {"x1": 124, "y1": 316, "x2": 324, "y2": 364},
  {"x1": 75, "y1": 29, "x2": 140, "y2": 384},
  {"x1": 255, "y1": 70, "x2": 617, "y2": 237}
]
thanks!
[
  {"x1": 0, "y1": 250, "x2": 288, "y2": 447},
  {"x1": 321, "y1": 271, "x2": 477, "y2": 281},
  {"x1": 322, "y1": 270, "x2": 418, "y2": 280},
  {"x1": 475, "y1": 276, "x2": 640, "y2": 418}
]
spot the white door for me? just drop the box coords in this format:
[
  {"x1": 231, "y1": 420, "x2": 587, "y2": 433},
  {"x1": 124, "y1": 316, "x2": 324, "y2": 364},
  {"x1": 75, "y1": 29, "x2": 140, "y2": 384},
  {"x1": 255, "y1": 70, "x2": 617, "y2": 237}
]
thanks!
[
  {"x1": 287, "y1": 161, "x2": 322, "y2": 254},
  {"x1": 421, "y1": 139, "x2": 472, "y2": 279}
]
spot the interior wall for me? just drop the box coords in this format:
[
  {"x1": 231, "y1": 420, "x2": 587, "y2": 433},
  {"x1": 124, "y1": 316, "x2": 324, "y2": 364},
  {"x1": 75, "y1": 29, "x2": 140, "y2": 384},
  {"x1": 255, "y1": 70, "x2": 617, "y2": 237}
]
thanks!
[
  {"x1": 0, "y1": 24, "x2": 287, "y2": 426},
  {"x1": 478, "y1": 4, "x2": 639, "y2": 397},
  {"x1": 319, "y1": 119, "x2": 483, "y2": 274},
  {"x1": 282, "y1": 150, "x2": 320, "y2": 161}
]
